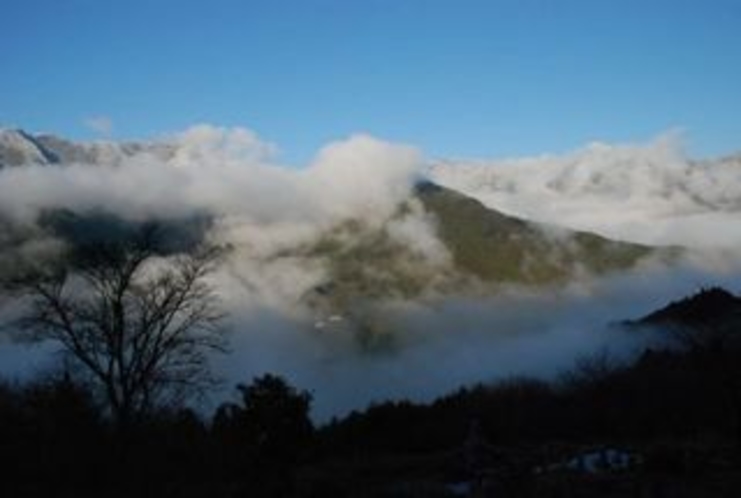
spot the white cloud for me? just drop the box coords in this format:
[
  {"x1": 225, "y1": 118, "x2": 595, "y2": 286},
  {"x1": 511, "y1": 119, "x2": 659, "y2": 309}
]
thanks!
[
  {"x1": 430, "y1": 133, "x2": 741, "y2": 249},
  {"x1": 2, "y1": 125, "x2": 741, "y2": 418},
  {"x1": 83, "y1": 115, "x2": 114, "y2": 136},
  {"x1": 0, "y1": 124, "x2": 428, "y2": 312}
]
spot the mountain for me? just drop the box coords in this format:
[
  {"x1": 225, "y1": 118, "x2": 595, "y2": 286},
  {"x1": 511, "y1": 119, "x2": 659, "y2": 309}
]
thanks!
[
  {"x1": 415, "y1": 181, "x2": 654, "y2": 282},
  {"x1": 1, "y1": 180, "x2": 657, "y2": 332},
  {"x1": 0, "y1": 128, "x2": 173, "y2": 168},
  {"x1": 0, "y1": 129, "x2": 57, "y2": 167},
  {"x1": 631, "y1": 287, "x2": 741, "y2": 331},
  {"x1": 625, "y1": 287, "x2": 741, "y2": 350},
  {"x1": 0, "y1": 128, "x2": 667, "y2": 314},
  {"x1": 295, "y1": 182, "x2": 661, "y2": 316}
]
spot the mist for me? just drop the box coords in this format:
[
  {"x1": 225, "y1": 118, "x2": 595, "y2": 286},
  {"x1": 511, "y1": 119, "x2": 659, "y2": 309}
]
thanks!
[
  {"x1": 213, "y1": 262, "x2": 741, "y2": 420},
  {"x1": 1, "y1": 125, "x2": 740, "y2": 420},
  {"x1": 431, "y1": 133, "x2": 741, "y2": 249}
]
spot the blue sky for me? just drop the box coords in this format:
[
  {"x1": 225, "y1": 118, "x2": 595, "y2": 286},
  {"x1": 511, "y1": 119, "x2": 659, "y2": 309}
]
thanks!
[{"x1": 1, "y1": 0, "x2": 740, "y2": 164}]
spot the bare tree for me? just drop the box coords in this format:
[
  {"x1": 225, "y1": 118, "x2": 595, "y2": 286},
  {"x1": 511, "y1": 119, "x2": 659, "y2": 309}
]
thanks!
[{"x1": 9, "y1": 225, "x2": 227, "y2": 428}]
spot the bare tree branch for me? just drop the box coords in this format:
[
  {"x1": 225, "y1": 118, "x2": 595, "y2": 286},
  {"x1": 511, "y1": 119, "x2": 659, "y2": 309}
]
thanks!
[{"x1": 8, "y1": 225, "x2": 228, "y2": 427}]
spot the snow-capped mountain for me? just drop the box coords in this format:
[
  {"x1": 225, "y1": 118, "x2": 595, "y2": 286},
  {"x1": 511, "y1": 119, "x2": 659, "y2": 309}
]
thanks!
[
  {"x1": 0, "y1": 129, "x2": 56, "y2": 166},
  {"x1": 0, "y1": 128, "x2": 173, "y2": 168},
  {"x1": 429, "y1": 138, "x2": 741, "y2": 248}
]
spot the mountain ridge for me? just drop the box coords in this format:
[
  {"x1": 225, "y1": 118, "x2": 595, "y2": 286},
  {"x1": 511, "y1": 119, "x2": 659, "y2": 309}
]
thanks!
[
  {"x1": 630, "y1": 287, "x2": 741, "y2": 333},
  {"x1": 0, "y1": 128, "x2": 174, "y2": 168},
  {"x1": 0, "y1": 128, "x2": 671, "y2": 310}
]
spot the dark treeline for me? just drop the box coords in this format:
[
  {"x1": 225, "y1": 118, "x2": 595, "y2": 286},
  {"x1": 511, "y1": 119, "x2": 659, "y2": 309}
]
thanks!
[
  {"x1": 1, "y1": 288, "x2": 741, "y2": 497},
  {"x1": 0, "y1": 373, "x2": 314, "y2": 497}
]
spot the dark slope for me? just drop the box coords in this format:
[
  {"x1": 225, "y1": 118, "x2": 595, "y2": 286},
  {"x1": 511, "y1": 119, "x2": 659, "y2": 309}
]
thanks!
[
  {"x1": 625, "y1": 287, "x2": 741, "y2": 351},
  {"x1": 636, "y1": 287, "x2": 741, "y2": 329}
]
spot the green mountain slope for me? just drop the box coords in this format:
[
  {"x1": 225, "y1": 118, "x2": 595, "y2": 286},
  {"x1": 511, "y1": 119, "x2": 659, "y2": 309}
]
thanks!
[
  {"x1": 298, "y1": 182, "x2": 661, "y2": 313},
  {"x1": 416, "y1": 182, "x2": 654, "y2": 284}
]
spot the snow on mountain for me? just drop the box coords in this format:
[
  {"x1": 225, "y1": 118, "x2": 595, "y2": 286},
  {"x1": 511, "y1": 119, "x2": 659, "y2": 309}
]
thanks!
[
  {"x1": 429, "y1": 136, "x2": 741, "y2": 249},
  {"x1": 34, "y1": 133, "x2": 173, "y2": 166},
  {"x1": 0, "y1": 128, "x2": 55, "y2": 166},
  {"x1": 0, "y1": 128, "x2": 174, "y2": 169}
]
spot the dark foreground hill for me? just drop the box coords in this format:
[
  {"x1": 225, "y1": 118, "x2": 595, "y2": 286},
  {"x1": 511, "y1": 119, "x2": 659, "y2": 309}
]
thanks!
[
  {"x1": 626, "y1": 286, "x2": 741, "y2": 350},
  {"x1": 633, "y1": 286, "x2": 741, "y2": 329}
]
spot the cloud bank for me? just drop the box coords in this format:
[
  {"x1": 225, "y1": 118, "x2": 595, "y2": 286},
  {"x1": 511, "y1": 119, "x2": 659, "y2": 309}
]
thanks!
[
  {"x1": 1, "y1": 126, "x2": 740, "y2": 419},
  {"x1": 83, "y1": 116, "x2": 114, "y2": 136},
  {"x1": 431, "y1": 133, "x2": 741, "y2": 249}
]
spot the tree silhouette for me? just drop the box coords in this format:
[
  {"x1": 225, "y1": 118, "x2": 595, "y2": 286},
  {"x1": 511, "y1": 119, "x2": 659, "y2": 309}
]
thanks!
[
  {"x1": 214, "y1": 373, "x2": 314, "y2": 492},
  {"x1": 9, "y1": 224, "x2": 227, "y2": 428}
]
